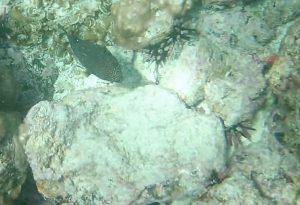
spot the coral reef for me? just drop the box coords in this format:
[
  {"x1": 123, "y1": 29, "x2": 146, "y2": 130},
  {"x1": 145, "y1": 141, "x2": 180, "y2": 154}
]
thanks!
[
  {"x1": 0, "y1": 0, "x2": 298, "y2": 204},
  {"x1": 7, "y1": 0, "x2": 113, "y2": 45}
]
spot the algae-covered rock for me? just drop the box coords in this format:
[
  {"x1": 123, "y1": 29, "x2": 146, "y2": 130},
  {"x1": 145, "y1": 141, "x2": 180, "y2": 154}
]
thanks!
[
  {"x1": 263, "y1": 0, "x2": 300, "y2": 29},
  {"x1": 201, "y1": 0, "x2": 240, "y2": 8},
  {"x1": 204, "y1": 51, "x2": 266, "y2": 127},
  {"x1": 0, "y1": 112, "x2": 27, "y2": 201},
  {"x1": 0, "y1": 65, "x2": 18, "y2": 111},
  {"x1": 156, "y1": 36, "x2": 267, "y2": 127},
  {"x1": 21, "y1": 85, "x2": 226, "y2": 205},
  {"x1": 0, "y1": 42, "x2": 58, "y2": 115},
  {"x1": 134, "y1": 3, "x2": 269, "y2": 127},
  {"x1": 193, "y1": 135, "x2": 300, "y2": 204},
  {"x1": 268, "y1": 19, "x2": 300, "y2": 156},
  {"x1": 269, "y1": 19, "x2": 300, "y2": 107},
  {"x1": 197, "y1": 5, "x2": 275, "y2": 50},
  {"x1": 284, "y1": 110, "x2": 300, "y2": 154}
]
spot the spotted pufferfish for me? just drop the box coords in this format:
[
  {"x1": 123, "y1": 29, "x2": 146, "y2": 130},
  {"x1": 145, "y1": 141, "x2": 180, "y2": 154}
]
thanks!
[{"x1": 62, "y1": 26, "x2": 123, "y2": 83}]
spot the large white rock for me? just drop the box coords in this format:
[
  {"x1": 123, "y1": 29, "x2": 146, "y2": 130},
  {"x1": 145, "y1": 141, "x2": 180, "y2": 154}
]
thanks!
[{"x1": 20, "y1": 85, "x2": 226, "y2": 205}]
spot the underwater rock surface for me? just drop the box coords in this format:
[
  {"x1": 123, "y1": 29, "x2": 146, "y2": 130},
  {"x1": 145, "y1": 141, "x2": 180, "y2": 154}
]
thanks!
[
  {"x1": 158, "y1": 39, "x2": 266, "y2": 127},
  {"x1": 268, "y1": 19, "x2": 300, "y2": 156},
  {"x1": 20, "y1": 85, "x2": 226, "y2": 205},
  {"x1": 193, "y1": 132, "x2": 300, "y2": 205},
  {"x1": 0, "y1": 65, "x2": 18, "y2": 111},
  {"x1": 0, "y1": 112, "x2": 27, "y2": 201},
  {"x1": 160, "y1": 42, "x2": 214, "y2": 107},
  {"x1": 203, "y1": 51, "x2": 266, "y2": 127},
  {"x1": 111, "y1": 0, "x2": 191, "y2": 49},
  {"x1": 3, "y1": 0, "x2": 300, "y2": 204}
]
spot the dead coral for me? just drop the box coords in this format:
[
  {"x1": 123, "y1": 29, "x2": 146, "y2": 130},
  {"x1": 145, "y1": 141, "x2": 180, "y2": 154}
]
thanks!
[{"x1": 111, "y1": 0, "x2": 152, "y2": 49}]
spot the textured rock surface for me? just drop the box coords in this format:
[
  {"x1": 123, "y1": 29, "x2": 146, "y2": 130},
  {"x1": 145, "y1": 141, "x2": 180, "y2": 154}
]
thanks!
[
  {"x1": 21, "y1": 85, "x2": 226, "y2": 205},
  {"x1": 0, "y1": 65, "x2": 18, "y2": 111},
  {"x1": 157, "y1": 42, "x2": 266, "y2": 127},
  {"x1": 111, "y1": 0, "x2": 192, "y2": 49},
  {"x1": 160, "y1": 42, "x2": 214, "y2": 107},
  {"x1": 0, "y1": 12, "x2": 29, "y2": 197},
  {"x1": 8, "y1": 0, "x2": 113, "y2": 45},
  {"x1": 204, "y1": 52, "x2": 266, "y2": 127},
  {"x1": 263, "y1": 0, "x2": 300, "y2": 29},
  {"x1": 192, "y1": 135, "x2": 300, "y2": 205},
  {"x1": 4, "y1": 0, "x2": 300, "y2": 204},
  {"x1": 197, "y1": 5, "x2": 275, "y2": 50},
  {"x1": 136, "y1": 3, "x2": 272, "y2": 127},
  {"x1": 268, "y1": 19, "x2": 300, "y2": 156},
  {"x1": 0, "y1": 36, "x2": 58, "y2": 115},
  {"x1": 201, "y1": 0, "x2": 239, "y2": 8}
]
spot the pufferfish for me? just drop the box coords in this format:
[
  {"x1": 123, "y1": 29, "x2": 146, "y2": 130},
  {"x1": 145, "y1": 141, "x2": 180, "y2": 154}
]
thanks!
[{"x1": 61, "y1": 26, "x2": 123, "y2": 82}]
